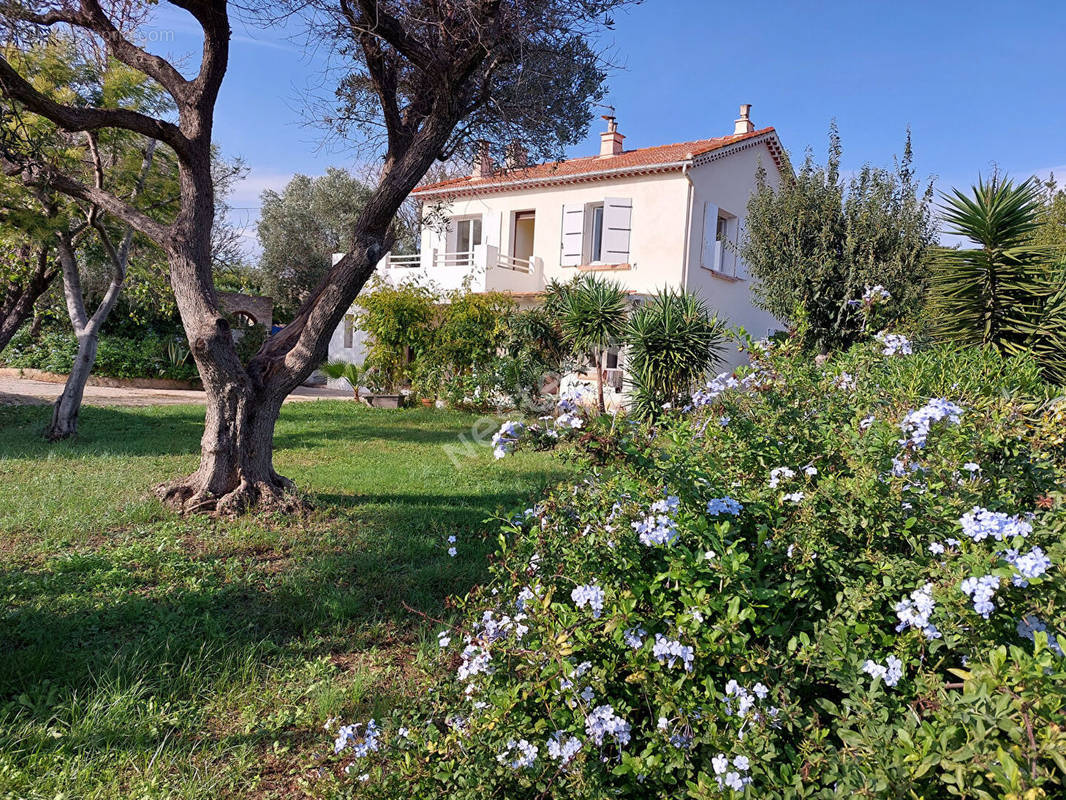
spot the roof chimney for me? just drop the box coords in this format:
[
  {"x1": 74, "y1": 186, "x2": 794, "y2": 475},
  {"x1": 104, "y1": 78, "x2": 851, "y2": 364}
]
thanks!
[
  {"x1": 733, "y1": 104, "x2": 754, "y2": 135},
  {"x1": 505, "y1": 140, "x2": 528, "y2": 170},
  {"x1": 599, "y1": 115, "x2": 624, "y2": 157},
  {"x1": 471, "y1": 139, "x2": 493, "y2": 178}
]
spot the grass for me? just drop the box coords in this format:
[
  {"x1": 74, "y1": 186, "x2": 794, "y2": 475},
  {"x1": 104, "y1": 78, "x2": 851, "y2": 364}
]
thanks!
[{"x1": 0, "y1": 401, "x2": 573, "y2": 799}]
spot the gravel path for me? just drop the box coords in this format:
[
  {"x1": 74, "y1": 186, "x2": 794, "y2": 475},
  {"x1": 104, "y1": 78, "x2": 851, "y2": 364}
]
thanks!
[{"x1": 0, "y1": 377, "x2": 352, "y2": 407}]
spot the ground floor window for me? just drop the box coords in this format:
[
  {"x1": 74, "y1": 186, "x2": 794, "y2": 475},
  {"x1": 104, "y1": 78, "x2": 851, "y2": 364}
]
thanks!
[{"x1": 343, "y1": 314, "x2": 354, "y2": 348}]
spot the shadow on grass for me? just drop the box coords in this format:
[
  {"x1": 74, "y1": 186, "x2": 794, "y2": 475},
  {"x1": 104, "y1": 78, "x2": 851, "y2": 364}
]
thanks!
[
  {"x1": 0, "y1": 403, "x2": 500, "y2": 459},
  {"x1": 0, "y1": 398, "x2": 571, "y2": 788},
  {"x1": 0, "y1": 484, "x2": 564, "y2": 730},
  {"x1": 0, "y1": 404, "x2": 206, "y2": 458}
]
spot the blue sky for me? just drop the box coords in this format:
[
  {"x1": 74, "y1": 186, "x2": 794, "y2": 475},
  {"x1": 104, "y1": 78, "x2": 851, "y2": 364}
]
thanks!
[{"x1": 145, "y1": 1, "x2": 1066, "y2": 257}]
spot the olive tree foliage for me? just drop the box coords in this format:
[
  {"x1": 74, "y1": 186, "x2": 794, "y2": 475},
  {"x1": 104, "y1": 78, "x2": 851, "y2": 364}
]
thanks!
[
  {"x1": 741, "y1": 125, "x2": 937, "y2": 352},
  {"x1": 256, "y1": 168, "x2": 375, "y2": 319},
  {"x1": 0, "y1": 0, "x2": 635, "y2": 514}
]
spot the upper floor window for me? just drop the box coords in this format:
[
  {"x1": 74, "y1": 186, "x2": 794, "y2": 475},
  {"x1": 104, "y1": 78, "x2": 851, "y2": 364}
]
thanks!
[
  {"x1": 511, "y1": 211, "x2": 536, "y2": 264},
  {"x1": 561, "y1": 197, "x2": 632, "y2": 267},
  {"x1": 444, "y1": 215, "x2": 484, "y2": 267},
  {"x1": 588, "y1": 202, "x2": 605, "y2": 262},
  {"x1": 702, "y1": 203, "x2": 741, "y2": 278},
  {"x1": 716, "y1": 214, "x2": 729, "y2": 243}
]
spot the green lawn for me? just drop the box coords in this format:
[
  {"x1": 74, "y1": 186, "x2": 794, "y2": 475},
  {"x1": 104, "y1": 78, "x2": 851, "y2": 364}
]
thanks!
[{"x1": 0, "y1": 401, "x2": 572, "y2": 799}]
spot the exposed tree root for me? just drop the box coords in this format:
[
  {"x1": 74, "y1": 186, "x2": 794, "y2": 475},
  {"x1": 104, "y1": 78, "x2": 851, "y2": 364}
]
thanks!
[
  {"x1": 44, "y1": 424, "x2": 76, "y2": 442},
  {"x1": 154, "y1": 471, "x2": 305, "y2": 517}
]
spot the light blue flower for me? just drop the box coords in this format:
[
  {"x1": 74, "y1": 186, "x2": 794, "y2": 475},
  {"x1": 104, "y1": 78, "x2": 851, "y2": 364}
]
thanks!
[
  {"x1": 706, "y1": 496, "x2": 743, "y2": 516},
  {"x1": 571, "y1": 582, "x2": 605, "y2": 618},
  {"x1": 584, "y1": 704, "x2": 631, "y2": 747}
]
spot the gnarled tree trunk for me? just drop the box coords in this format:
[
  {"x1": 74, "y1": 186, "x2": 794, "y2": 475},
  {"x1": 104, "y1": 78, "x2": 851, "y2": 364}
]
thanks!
[
  {"x1": 154, "y1": 109, "x2": 449, "y2": 515},
  {"x1": 1, "y1": 0, "x2": 624, "y2": 515},
  {"x1": 154, "y1": 238, "x2": 385, "y2": 514}
]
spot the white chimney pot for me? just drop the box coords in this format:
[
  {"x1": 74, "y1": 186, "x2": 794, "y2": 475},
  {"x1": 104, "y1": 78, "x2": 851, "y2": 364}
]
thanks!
[{"x1": 733, "y1": 104, "x2": 754, "y2": 135}]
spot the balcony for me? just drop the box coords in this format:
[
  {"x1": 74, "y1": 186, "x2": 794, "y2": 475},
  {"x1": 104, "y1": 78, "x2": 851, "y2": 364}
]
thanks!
[{"x1": 377, "y1": 243, "x2": 544, "y2": 295}]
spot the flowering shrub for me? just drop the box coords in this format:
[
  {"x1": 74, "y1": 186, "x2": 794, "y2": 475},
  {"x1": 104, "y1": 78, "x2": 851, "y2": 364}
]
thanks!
[
  {"x1": 491, "y1": 391, "x2": 588, "y2": 458},
  {"x1": 329, "y1": 337, "x2": 1065, "y2": 798}
]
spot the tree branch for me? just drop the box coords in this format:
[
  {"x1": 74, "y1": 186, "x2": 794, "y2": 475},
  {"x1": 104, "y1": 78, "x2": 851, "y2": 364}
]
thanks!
[
  {"x1": 80, "y1": 0, "x2": 193, "y2": 101},
  {"x1": 8, "y1": 1, "x2": 192, "y2": 101},
  {"x1": 86, "y1": 216, "x2": 127, "y2": 332},
  {"x1": 350, "y1": 0, "x2": 436, "y2": 72},
  {"x1": 55, "y1": 232, "x2": 88, "y2": 331},
  {"x1": 168, "y1": 0, "x2": 230, "y2": 118},
  {"x1": 0, "y1": 55, "x2": 188, "y2": 156},
  {"x1": 2, "y1": 156, "x2": 172, "y2": 245}
]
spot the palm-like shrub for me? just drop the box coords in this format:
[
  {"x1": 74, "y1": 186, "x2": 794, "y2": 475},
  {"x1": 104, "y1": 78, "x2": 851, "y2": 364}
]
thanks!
[
  {"x1": 929, "y1": 176, "x2": 1066, "y2": 383},
  {"x1": 625, "y1": 289, "x2": 727, "y2": 418},
  {"x1": 558, "y1": 275, "x2": 629, "y2": 413},
  {"x1": 320, "y1": 359, "x2": 368, "y2": 397}
]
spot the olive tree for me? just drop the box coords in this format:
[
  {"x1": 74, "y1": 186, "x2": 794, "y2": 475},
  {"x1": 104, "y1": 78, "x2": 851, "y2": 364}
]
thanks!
[
  {"x1": 256, "y1": 168, "x2": 374, "y2": 319},
  {"x1": 0, "y1": 0, "x2": 633, "y2": 513}
]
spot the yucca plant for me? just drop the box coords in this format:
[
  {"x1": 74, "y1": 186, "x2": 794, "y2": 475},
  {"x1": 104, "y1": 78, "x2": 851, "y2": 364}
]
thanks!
[
  {"x1": 928, "y1": 176, "x2": 1066, "y2": 383},
  {"x1": 558, "y1": 275, "x2": 629, "y2": 413},
  {"x1": 320, "y1": 360, "x2": 369, "y2": 398},
  {"x1": 625, "y1": 289, "x2": 727, "y2": 419}
]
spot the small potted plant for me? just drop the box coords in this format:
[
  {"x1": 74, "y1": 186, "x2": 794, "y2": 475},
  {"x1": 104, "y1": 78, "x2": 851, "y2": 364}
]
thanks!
[
  {"x1": 363, "y1": 368, "x2": 405, "y2": 409},
  {"x1": 411, "y1": 358, "x2": 443, "y2": 408}
]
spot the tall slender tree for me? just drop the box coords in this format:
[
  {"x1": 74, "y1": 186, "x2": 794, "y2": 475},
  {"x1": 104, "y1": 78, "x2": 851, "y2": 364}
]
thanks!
[
  {"x1": 741, "y1": 126, "x2": 936, "y2": 352},
  {"x1": 0, "y1": 0, "x2": 633, "y2": 513},
  {"x1": 0, "y1": 36, "x2": 182, "y2": 438},
  {"x1": 48, "y1": 136, "x2": 160, "y2": 439}
]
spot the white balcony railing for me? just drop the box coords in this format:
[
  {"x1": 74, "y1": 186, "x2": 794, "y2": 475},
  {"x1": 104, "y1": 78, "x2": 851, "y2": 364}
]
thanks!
[
  {"x1": 496, "y1": 253, "x2": 533, "y2": 273},
  {"x1": 376, "y1": 243, "x2": 543, "y2": 294},
  {"x1": 386, "y1": 253, "x2": 422, "y2": 268},
  {"x1": 384, "y1": 250, "x2": 532, "y2": 274}
]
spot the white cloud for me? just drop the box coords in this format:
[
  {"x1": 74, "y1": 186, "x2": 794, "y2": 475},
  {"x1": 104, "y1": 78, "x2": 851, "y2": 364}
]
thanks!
[
  {"x1": 228, "y1": 168, "x2": 296, "y2": 211},
  {"x1": 1028, "y1": 164, "x2": 1066, "y2": 183}
]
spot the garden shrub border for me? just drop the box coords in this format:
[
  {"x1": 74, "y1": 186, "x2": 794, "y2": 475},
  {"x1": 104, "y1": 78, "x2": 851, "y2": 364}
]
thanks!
[{"x1": 324, "y1": 333, "x2": 1066, "y2": 799}]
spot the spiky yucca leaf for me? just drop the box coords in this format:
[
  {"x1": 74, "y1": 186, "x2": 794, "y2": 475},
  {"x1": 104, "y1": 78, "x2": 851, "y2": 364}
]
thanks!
[
  {"x1": 625, "y1": 289, "x2": 727, "y2": 419},
  {"x1": 558, "y1": 275, "x2": 629, "y2": 354},
  {"x1": 928, "y1": 176, "x2": 1066, "y2": 383},
  {"x1": 557, "y1": 275, "x2": 629, "y2": 412}
]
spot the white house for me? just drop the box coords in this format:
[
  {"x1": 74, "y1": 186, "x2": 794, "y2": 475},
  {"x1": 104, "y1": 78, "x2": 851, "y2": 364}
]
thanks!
[{"x1": 327, "y1": 105, "x2": 786, "y2": 401}]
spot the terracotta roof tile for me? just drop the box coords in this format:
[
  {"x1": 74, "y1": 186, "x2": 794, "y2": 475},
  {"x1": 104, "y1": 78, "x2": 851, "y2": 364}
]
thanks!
[{"x1": 413, "y1": 127, "x2": 778, "y2": 196}]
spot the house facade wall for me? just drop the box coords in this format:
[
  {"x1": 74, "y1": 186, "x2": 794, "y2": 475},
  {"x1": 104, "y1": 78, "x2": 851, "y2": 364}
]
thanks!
[
  {"x1": 682, "y1": 140, "x2": 783, "y2": 348},
  {"x1": 421, "y1": 171, "x2": 693, "y2": 294},
  {"x1": 327, "y1": 308, "x2": 369, "y2": 366}
]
